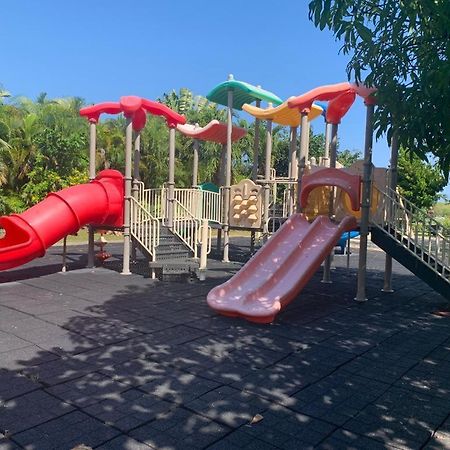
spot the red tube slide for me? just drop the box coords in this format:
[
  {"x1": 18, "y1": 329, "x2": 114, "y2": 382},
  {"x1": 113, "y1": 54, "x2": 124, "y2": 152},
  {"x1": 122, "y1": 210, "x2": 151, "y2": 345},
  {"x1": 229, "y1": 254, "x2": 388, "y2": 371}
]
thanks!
[{"x1": 0, "y1": 170, "x2": 124, "y2": 270}]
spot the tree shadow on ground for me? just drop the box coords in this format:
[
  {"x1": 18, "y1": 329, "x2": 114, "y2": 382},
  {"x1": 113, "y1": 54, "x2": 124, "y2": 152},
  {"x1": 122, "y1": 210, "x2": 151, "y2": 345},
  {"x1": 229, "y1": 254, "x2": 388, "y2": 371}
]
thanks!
[{"x1": 0, "y1": 246, "x2": 450, "y2": 449}]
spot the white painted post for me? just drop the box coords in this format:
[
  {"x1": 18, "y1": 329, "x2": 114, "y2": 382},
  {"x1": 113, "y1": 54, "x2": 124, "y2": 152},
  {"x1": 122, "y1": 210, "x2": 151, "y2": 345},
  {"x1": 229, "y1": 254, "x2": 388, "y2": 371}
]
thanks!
[
  {"x1": 355, "y1": 103, "x2": 375, "y2": 301},
  {"x1": 121, "y1": 118, "x2": 133, "y2": 275}
]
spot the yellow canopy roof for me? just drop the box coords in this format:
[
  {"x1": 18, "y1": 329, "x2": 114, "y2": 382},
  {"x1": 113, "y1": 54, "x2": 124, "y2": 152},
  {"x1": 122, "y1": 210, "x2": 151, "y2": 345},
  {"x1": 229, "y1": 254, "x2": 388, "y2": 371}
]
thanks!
[{"x1": 242, "y1": 101, "x2": 323, "y2": 126}]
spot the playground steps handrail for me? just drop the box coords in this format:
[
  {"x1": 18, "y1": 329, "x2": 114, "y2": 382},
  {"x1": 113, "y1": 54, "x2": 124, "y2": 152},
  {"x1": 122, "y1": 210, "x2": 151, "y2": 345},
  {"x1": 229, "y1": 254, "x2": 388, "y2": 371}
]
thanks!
[
  {"x1": 372, "y1": 186, "x2": 450, "y2": 281},
  {"x1": 130, "y1": 196, "x2": 160, "y2": 260},
  {"x1": 172, "y1": 198, "x2": 201, "y2": 258},
  {"x1": 137, "y1": 183, "x2": 165, "y2": 220},
  {"x1": 174, "y1": 188, "x2": 222, "y2": 224}
]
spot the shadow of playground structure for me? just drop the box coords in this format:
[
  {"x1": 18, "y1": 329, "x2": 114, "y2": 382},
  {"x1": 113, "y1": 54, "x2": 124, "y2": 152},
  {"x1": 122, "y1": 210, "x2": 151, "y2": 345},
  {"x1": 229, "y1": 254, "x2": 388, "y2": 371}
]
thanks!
[{"x1": 0, "y1": 244, "x2": 450, "y2": 449}]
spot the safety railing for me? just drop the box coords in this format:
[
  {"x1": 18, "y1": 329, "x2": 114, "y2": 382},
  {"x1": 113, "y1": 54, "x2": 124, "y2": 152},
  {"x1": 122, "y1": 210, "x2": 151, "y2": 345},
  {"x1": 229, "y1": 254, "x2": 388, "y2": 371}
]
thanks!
[
  {"x1": 174, "y1": 188, "x2": 222, "y2": 224},
  {"x1": 136, "y1": 182, "x2": 165, "y2": 220},
  {"x1": 372, "y1": 186, "x2": 450, "y2": 280},
  {"x1": 172, "y1": 198, "x2": 201, "y2": 258},
  {"x1": 199, "y1": 189, "x2": 222, "y2": 224},
  {"x1": 130, "y1": 196, "x2": 160, "y2": 260}
]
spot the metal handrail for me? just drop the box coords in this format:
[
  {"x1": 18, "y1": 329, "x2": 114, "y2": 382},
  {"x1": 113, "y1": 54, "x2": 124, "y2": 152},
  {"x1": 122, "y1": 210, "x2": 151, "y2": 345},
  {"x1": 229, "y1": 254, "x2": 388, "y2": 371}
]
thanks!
[
  {"x1": 137, "y1": 182, "x2": 165, "y2": 220},
  {"x1": 174, "y1": 188, "x2": 222, "y2": 224},
  {"x1": 372, "y1": 186, "x2": 450, "y2": 280},
  {"x1": 130, "y1": 196, "x2": 160, "y2": 260},
  {"x1": 172, "y1": 198, "x2": 201, "y2": 258}
]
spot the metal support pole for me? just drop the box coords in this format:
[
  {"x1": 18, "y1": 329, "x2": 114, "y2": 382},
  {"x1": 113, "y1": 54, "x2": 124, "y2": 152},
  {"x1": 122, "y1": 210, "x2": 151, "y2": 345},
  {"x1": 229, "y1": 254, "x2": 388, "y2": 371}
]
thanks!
[
  {"x1": 323, "y1": 122, "x2": 331, "y2": 167},
  {"x1": 252, "y1": 99, "x2": 261, "y2": 181},
  {"x1": 263, "y1": 119, "x2": 273, "y2": 239},
  {"x1": 322, "y1": 123, "x2": 339, "y2": 283},
  {"x1": 199, "y1": 218, "x2": 208, "y2": 281},
  {"x1": 167, "y1": 127, "x2": 176, "y2": 229},
  {"x1": 87, "y1": 122, "x2": 97, "y2": 268},
  {"x1": 355, "y1": 103, "x2": 375, "y2": 301},
  {"x1": 288, "y1": 126, "x2": 298, "y2": 216},
  {"x1": 222, "y1": 84, "x2": 234, "y2": 262},
  {"x1": 250, "y1": 99, "x2": 261, "y2": 251},
  {"x1": 305, "y1": 121, "x2": 311, "y2": 163},
  {"x1": 192, "y1": 139, "x2": 199, "y2": 187},
  {"x1": 296, "y1": 111, "x2": 309, "y2": 212},
  {"x1": 329, "y1": 124, "x2": 338, "y2": 169},
  {"x1": 131, "y1": 132, "x2": 141, "y2": 263},
  {"x1": 62, "y1": 236, "x2": 67, "y2": 273},
  {"x1": 217, "y1": 143, "x2": 226, "y2": 253},
  {"x1": 382, "y1": 131, "x2": 399, "y2": 292},
  {"x1": 121, "y1": 118, "x2": 133, "y2": 275}
]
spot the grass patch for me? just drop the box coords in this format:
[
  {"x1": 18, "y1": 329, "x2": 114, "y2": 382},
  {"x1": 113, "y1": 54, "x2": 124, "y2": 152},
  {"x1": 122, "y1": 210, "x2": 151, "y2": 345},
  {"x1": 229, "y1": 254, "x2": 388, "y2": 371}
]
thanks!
[{"x1": 55, "y1": 228, "x2": 123, "y2": 246}]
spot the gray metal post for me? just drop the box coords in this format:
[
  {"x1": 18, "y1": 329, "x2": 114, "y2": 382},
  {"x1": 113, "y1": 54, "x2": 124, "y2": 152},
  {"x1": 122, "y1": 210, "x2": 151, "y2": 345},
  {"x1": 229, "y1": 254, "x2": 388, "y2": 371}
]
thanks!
[
  {"x1": 222, "y1": 85, "x2": 234, "y2": 262},
  {"x1": 192, "y1": 139, "x2": 199, "y2": 187},
  {"x1": 62, "y1": 236, "x2": 67, "y2": 273},
  {"x1": 296, "y1": 111, "x2": 309, "y2": 212},
  {"x1": 167, "y1": 127, "x2": 176, "y2": 229},
  {"x1": 323, "y1": 122, "x2": 331, "y2": 167},
  {"x1": 382, "y1": 131, "x2": 399, "y2": 292},
  {"x1": 132, "y1": 133, "x2": 141, "y2": 194},
  {"x1": 121, "y1": 118, "x2": 133, "y2": 275},
  {"x1": 250, "y1": 98, "x2": 261, "y2": 252},
  {"x1": 305, "y1": 121, "x2": 311, "y2": 162},
  {"x1": 87, "y1": 122, "x2": 97, "y2": 268},
  {"x1": 322, "y1": 123, "x2": 339, "y2": 283},
  {"x1": 216, "y1": 144, "x2": 226, "y2": 252},
  {"x1": 288, "y1": 126, "x2": 297, "y2": 216},
  {"x1": 252, "y1": 99, "x2": 261, "y2": 181},
  {"x1": 355, "y1": 103, "x2": 375, "y2": 301},
  {"x1": 131, "y1": 132, "x2": 141, "y2": 263},
  {"x1": 263, "y1": 119, "x2": 273, "y2": 239}
]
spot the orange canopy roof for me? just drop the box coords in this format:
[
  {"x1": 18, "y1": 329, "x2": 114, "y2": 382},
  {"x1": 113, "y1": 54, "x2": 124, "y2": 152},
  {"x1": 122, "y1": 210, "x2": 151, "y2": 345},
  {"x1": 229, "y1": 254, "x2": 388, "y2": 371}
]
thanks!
[
  {"x1": 242, "y1": 101, "x2": 323, "y2": 126},
  {"x1": 177, "y1": 120, "x2": 247, "y2": 144}
]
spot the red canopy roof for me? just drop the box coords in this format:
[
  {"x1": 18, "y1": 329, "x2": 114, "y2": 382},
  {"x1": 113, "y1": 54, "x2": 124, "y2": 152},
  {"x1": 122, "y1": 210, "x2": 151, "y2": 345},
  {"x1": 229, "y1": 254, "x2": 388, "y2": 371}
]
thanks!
[
  {"x1": 287, "y1": 82, "x2": 376, "y2": 124},
  {"x1": 80, "y1": 96, "x2": 186, "y2": 130},
  {"x1": 177, "y1": 120, "x2": 247, "y2": 144}
]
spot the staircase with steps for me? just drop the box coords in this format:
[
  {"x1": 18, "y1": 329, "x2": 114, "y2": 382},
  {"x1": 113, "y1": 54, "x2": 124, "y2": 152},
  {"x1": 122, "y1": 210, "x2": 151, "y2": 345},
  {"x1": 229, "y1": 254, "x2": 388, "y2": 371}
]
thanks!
[
  {"x1": 148, "y1": 225, "x2": 198, "y2": 280},
  {"x1": 371, "y1": 186, "x2": 450, "y2": 299},
  {"x1": 130, "y1": 188, "x2": 200, "y2": 280}
]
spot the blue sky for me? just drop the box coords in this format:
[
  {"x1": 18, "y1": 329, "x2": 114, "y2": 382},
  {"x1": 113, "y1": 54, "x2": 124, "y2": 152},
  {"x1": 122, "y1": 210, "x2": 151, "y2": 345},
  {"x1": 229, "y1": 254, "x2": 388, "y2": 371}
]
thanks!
[{"x1": 2, "y1": 0, "x2": 390, "y2": 169}]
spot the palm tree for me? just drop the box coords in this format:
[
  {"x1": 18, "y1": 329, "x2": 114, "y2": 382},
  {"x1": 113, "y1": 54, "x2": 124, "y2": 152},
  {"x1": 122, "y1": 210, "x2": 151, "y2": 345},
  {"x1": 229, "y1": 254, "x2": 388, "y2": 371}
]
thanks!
[{"x1": 0, "y1": 84, "x2": 11, "y2": 104}]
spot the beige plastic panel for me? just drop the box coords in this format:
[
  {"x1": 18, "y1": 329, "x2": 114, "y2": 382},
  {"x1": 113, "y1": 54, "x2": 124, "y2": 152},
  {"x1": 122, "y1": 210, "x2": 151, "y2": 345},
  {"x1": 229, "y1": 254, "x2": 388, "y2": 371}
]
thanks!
[
  {"x1": 229, "y1": 179, "x2": 263, "y2": 229},
  {"x1": 337, "y1": 160, "x2": 388, "y2": 222}
]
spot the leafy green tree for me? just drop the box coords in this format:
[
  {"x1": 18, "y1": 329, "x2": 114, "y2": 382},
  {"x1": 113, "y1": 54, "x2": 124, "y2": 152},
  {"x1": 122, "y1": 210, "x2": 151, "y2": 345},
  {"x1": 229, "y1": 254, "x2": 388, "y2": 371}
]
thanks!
[
  {"x1": 397, "y1": 148, "x2": 446, "y2": 209},
  {"x1": 308, "y1": 0, "x2": 450, "y2": 174},
  {"x1": 337, "y1": 149, "x2": 361, "y2": 167},
  {"x1": 0, "y1": 94, "x2": 89, "y2": 214}
]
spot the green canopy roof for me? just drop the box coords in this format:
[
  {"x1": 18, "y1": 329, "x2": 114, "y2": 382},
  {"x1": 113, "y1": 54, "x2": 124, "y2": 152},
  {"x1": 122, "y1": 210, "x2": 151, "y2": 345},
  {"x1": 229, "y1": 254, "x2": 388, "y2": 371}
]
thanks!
[{"x1": 206, "y1": 77, "x2": 282, "y2": 110}]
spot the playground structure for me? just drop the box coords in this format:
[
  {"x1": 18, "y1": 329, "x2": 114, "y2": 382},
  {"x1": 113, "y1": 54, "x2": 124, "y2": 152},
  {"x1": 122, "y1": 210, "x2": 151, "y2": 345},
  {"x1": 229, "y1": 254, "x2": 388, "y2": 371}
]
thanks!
[{"x1": 0, "y1": 78, "x2": 449, "y2": 321}]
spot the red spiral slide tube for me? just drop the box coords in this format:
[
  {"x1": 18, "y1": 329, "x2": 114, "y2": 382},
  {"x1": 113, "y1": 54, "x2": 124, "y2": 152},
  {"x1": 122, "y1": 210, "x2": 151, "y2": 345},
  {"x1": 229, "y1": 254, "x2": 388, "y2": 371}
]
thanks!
[{"x1": 0, "y1": 170, "x2": 124, "y2": 270}]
